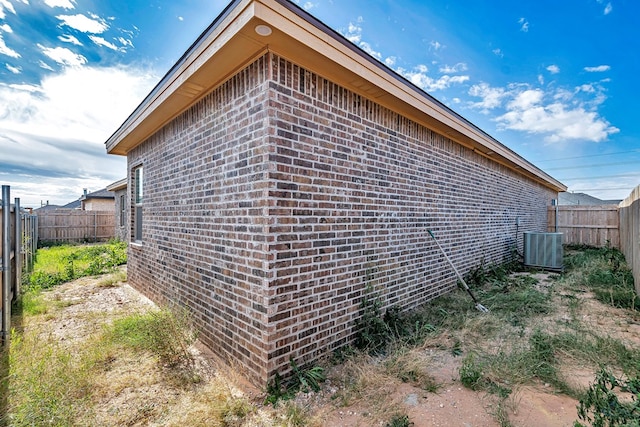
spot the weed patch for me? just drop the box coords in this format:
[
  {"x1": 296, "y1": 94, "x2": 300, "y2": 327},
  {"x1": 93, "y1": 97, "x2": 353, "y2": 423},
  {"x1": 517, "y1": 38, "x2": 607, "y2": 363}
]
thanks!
[
  {"x1": 264, "y1": 358, "x2": 326, "y2": 406},
  {"x1": 25, "y1": 241, "x2": 127, "y2": 291},
  {"x1": 354, "y1": 288, "x2": 436, "y2": 355},
  {"x1": 108, "y1": 307, "x2": 196, "y2": 367},
  {"x1": 562, "y1": 245, "x2": 636, "y2": 311},
  {"x1": 385, "y1": 413, "x2": 413, "y2": 427}
]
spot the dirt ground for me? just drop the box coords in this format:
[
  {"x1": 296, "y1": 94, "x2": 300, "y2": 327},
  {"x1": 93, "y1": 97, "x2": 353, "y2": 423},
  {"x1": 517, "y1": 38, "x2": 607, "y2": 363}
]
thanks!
[{"x1": 25, "y1": 266, "x2": 640, "y2": 427}]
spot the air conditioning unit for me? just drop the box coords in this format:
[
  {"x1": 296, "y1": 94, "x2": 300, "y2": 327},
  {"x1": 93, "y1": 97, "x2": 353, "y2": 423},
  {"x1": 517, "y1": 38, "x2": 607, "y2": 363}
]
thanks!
[{"x1": 523, "y1": 232, "x2": 563, "y2": 271}]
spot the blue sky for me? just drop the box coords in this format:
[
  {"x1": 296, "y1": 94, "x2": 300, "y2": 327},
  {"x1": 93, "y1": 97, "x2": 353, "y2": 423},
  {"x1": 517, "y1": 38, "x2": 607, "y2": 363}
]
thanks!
[{"x1": 0, "y1": 0, "x2": 638, "y2": 207}]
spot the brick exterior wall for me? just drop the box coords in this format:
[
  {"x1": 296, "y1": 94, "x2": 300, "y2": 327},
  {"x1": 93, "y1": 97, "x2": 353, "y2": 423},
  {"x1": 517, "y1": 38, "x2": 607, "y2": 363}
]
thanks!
[{"x1": 126, "y1": 52, "x2": 556, "y2": 383}]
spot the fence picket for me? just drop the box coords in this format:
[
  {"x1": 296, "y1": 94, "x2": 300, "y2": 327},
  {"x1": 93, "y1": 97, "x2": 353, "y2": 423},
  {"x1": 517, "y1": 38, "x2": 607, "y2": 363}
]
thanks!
[
  {"x1": 36, "y1": 210, "x2": 115, "y2": 244},
  {"x1": 547, "y1": 205, "x2": 620, "y2": 248}
]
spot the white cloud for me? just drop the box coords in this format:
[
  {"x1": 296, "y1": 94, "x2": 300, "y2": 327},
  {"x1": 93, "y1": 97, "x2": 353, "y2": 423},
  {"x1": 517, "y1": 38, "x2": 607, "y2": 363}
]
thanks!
[
  {"x1": 38, "y1": 60, "x2": 55, "y2": 71},
  {"x1": 496, "y1": 103, "x2": 618, "y2": 142},
  {"x1": 39, "y1": 44, "x2": 86, "y2": 67},
  {"x1": 303, "y1": 2, "x2": 316, "y2": 10},
  {"x1": 468, "y1": 82, "x2": 506, "y2": 111},
  {"x1": 0, "y1": 34, "x2": 20, "y2": 58},
  {"x1": 546, "y1": 64, "x2": 560, "y2": 74},
  {"x1": 0, "y1": 66, "x2": 158, "y2": 206},
  {"x1": 430, "y1": 40, "x2": 443, "y2": 51},
  {"x1": 399, "y1": 65, "x2": 469, "y2": 92},
  {"x1": 56, "y1": 13, "x2": 108, "y2": 33},
  {"x1": 59, "y1": 34, "x2": 82, "y2": 45},
  {"x1": 342, "y1": 18, "x2": 383, "y2": 60},
  {"x1": 89, "y1": 35, "x2": 119, "y2": 51},
  {"x1": 384, "y1": 56, "x2": 396, "y2": 67},
  {"x1": 518, "y1": 17, "x2": 529, "y2": 32},
  {"x1": 177, "y1": 16, "x2": 183, "y2": 21},
  {"x1": 577, "y1": 84, "x2": 595, "y2": 93},
  {"x1": 468, "y1": 81, "x2": 618, "y2": 143},
  {"x1": 5, "y1": 63, "x2": 20, "y2": 73},
  {"x1": 439, "y1": 62, "x2": 467, "y2": 73},
  {"x1": 345, "y1": 21, "x2": 362, "y2": 43},
  {"x1": 538, "y1": 75, "x2": 544, "y2": 85},
  {"x1": 0, "y1": 66, "x2": 157, "y2": 146},
  {"x1": 1, "y1": 23, "x2": 12, "y2": 33},
  {"x1": 604, "y1": 2, "x2": 612, "y2": 14},
  {"x1": 45, "y1": 0, "x2": 76, "y2": 9},
  {"x1": 117, "y1": 37, "x2": 133, "y2": 49},
  {"x1": 492, "y1": 48, "x2": 504, "y2": 58},
  {"x1": 584, "y1": 65, "x2": 610, "y2": 72},
  {"x1": 359, "y1": 40, "x2": 382, "y2": 60},
  {"x1": 507, "y1": 89, "x2": 544, "y2": 110},
  {"x1": 0, "y1": 0, "x2": 16, "y2": 19}
]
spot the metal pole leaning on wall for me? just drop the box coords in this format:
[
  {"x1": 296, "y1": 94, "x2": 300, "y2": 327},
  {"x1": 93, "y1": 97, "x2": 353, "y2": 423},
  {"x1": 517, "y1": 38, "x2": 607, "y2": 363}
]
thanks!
[{"x1": 2, "y1": 185, "x2": 11, "y2": 345}]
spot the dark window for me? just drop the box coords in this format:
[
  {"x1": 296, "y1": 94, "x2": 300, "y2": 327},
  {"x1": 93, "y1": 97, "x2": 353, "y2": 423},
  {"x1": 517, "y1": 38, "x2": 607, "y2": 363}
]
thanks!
[{"x1": 133, "y1": 166, "x2": 143, "y2": 242}]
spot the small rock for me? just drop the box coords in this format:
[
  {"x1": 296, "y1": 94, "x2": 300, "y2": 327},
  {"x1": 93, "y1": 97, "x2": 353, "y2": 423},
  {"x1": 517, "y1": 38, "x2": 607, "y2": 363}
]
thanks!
[
  {"x1": 439, "y1": 403, "x2": 444, "y2": 408},
  {"x1": 404, "y1": 393, "x2": 419, "y2": 407}
]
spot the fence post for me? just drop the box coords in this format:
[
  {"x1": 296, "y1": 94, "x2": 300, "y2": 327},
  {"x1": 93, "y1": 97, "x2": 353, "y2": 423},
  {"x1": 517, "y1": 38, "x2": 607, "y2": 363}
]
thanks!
[
  {"x1": 1, "y1": 185, "x2": 11, "y2": 345},
  {"x1": 14, "y1": 198, "x2": 21, "y2": 300},
  {"x1": 34, "y1": 215, "x2": 38, "y2": 259}
]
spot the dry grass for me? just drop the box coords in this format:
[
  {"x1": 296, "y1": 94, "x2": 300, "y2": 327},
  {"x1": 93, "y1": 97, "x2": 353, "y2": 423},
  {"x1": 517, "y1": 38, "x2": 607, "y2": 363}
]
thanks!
[{"x1": 4, "y1": 270, "x2": 311, "y2": 427}]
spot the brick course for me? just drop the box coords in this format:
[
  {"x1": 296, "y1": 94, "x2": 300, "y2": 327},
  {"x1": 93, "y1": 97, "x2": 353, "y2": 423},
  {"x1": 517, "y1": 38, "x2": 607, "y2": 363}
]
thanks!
[{"x1": 126, "y1": 52, "x2": 556, "y2": 383}]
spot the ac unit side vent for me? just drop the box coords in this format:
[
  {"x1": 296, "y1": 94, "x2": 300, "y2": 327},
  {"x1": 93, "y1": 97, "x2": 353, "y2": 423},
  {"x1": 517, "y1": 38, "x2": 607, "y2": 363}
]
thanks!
[{"x1": 523, "y1": 232, "x2": 563, "y2": 271}]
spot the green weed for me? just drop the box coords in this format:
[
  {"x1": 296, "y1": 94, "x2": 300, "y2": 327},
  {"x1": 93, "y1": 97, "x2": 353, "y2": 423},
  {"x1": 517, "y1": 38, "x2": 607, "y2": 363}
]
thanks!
[
  {"x1": 459, "y1": 354, "x2": 483, "y2": 390},
  {"x1": 385, "y1": 413, "x2": 413, "y2": 427},
  {"x1": 265, "y1": 359, "x2": 326, "y2": 405},
  {"x1": 576, "y1": 367, "x2": 640, "y2": 427}
]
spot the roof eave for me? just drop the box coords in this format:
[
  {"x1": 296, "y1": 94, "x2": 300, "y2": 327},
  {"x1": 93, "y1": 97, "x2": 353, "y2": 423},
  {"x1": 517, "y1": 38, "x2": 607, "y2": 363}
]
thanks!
[{"x1": 104, "y1": 0, "x2": 566, "y2": 193}]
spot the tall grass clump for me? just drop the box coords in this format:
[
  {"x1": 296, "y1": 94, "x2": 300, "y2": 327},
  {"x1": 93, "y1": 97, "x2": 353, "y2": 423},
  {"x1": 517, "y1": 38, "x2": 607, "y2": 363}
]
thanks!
[{"x1": 108, "y1": 307, "x2": 197, "y2": 367}]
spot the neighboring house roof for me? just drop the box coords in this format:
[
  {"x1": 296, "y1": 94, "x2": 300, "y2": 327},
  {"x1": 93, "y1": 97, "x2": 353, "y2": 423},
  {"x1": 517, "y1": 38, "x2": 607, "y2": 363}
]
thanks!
[
  {"x1": 558, "y1": 192, "x2": 622, "y2": 206},
  {"x1": 81, "y1": 188, "x2": 115, "y2": 201},
  {"x1": 105, "y1": 0, "x2": 566, "y2": 193},
  {"x1": 33, "y1": 204, "x2": 62, "y2": 212},
  {"x1": 61, "y1": 199, "x2": 82, "y2": 209},
  {"x1": 106, "y1": 178, "x2": 127, "y2": 192}
]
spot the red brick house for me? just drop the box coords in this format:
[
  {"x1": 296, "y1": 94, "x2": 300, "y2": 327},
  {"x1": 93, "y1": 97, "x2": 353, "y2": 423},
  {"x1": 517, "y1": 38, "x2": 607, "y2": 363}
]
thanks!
[{"x1": 105, "y1": 0, "x2": 565, "y2": 383}]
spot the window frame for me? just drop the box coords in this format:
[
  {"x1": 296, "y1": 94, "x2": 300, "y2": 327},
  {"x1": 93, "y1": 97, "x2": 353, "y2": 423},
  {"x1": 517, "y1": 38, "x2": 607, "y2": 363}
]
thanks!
[{"x1": 133, "y1": 166, "x2": 143, "y2": 243}]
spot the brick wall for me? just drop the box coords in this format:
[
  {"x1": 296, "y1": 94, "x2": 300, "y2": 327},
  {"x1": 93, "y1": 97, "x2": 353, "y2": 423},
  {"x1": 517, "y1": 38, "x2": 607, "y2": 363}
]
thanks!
[
  {"x1": 263, "y1": 54, "x2": 556, "y2": 375},
  {"x1": 127, "y1": 55, "x2": 273, "y2": 381},
  {"x1": 126, "y1": 52, "x2": 556, "y2": 384}
]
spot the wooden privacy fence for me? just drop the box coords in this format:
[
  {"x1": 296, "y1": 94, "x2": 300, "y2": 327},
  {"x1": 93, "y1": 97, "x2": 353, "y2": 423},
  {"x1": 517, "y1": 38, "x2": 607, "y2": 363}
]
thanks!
[
  {"x1": 37, "y1": 210, "x2": 115, "y2": 244},
  {"x1": 1, "y1": 185, "x2": 37, "y2": 345},
  {"x1": 547, "y1": 205, "x2": 620, "y2": 248},
  {"x1": 619, "y1": 185, "x2": 640, "y2": 295}
]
